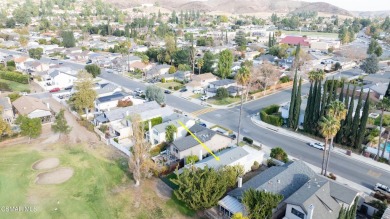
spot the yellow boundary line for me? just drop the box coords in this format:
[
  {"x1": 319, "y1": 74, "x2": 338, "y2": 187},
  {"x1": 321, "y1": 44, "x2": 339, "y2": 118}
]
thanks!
[{"x1": 178, "y1": 120, "x2": 220, "y2": 161}]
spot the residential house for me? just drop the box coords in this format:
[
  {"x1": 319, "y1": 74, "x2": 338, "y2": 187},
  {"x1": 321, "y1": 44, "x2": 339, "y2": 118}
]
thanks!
[
  {"x1": 94, "y1": 92, "x2": 132, "y2": 112},
  {"x1": 12, "y1": 96, "x2": 52, "y2": 123},
  {"x1": 25, "y1": 61, "x2": 50, "y2": 73},
  {"x1": 0, "y1": 97, "x2": 14, "y2": 124},
  {"x1": 45, "y1": 70, "x2": 77, "y2": 90},
  {"x1": 147, "y1": 114, "x2": 195, "y2": 145},
  {"x1": 363, "y1": 72, "x2": 390, "y2": 85},
  {"x1": 169, "y1": 124, "x2": 233, "y2": 161},
  {"x1": 129, "y1": 61, "x2": 153, "y2": 72},
  {"x1": 186, "y1": 73, "x2": 218, "y2": 92},
  {"x1": 13, "y1": 56, "x2": 32, "y2": 71},
  {"x1": 218, "y1": 160, "x2": 359, "y2": 218},
  {"x1": 256, "y1": 54, "x2": 279, "y2": 64},
  {"x1": 369, "y1": 83, "x2": 388, "y2": 100},
  {"x1": 280, "y1": 36, "x2": 310, "y2": 47},
  {"x1": 146, "y1": 64, "x2": 172, "y2": 79},
  {"x1": 209, "y1": 79, "x2": 237, "y2": 89},
  {"x1": 178, "y1": 146, "x2": 264, "y2": 174},
  {"x1": 206, "y1": 79, "x2": 242, "y2": 97},
  {"x1": 95, "y1": 83, "x2": 122, "y2": 98},
  {"x1": 162, "y1": 71, "x2": 191, "y2": 82}
]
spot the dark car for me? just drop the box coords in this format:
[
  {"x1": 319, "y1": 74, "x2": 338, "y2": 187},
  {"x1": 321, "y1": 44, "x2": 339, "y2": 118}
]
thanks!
[
  {"x1": 198, "y1": 122, "x2": 207, "y2": 127},
  {"x1": 180, "y1": 88, "x2": 188, "y2": 92},
  {"x1": 229, "y1": 134, "x2": 237, "y2": 140},
  {"x1": 64, "y1": 86, "x2": 73, "y2": 90},
  {"x1": 164, "y1": 90, "x2": 171, "y2": 94}
]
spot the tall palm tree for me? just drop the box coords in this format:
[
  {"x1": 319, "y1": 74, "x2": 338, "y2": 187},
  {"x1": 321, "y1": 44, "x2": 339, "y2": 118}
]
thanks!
[
  {"x1": 236, "y1": 66, "x2": 251, "y2": 145},
  {"x1": 197, "y1": 58, "x2": 204, "y2": 75},
  {"x1": 376, "y1": 97, "x2": 390, "y2": 159},
  {"x1": 324, "y1": 101, "x2": 347, "y2": 175},
  {"x1": 307, "y1": 70, "x2": 317, "y2": 84},
  {"x1": 319, "y1": 115, "x2": 340, "y2": 176}
]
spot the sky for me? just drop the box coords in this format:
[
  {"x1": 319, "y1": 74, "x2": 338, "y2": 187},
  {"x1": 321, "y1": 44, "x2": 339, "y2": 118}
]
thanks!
[{"x1": 302, "y1": 0, "x2": 390, "y2": 11}]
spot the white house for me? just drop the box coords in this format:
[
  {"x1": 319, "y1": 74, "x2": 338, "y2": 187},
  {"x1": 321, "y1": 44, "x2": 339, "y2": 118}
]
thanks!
[
  {"x1": 45, "y1": 70, "x2": 77, "y2": 90},
  {"x1": 94, "y1": 92, "x2": 132, "y2": 112}
]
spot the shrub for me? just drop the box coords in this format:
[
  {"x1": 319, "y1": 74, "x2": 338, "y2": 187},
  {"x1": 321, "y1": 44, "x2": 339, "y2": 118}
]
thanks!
[
  {"x1": 0, "y1": 71, "x2": 29, "y2": 84},
  {"x1": 251, "y1": 161, "x2": 260, "y2": 171},
  {"x1": 267, "y1": 159, "x2": 276, "y2": 167},
  {"x1": 161, "y1": 78, "x2": 166, "y2": 83},
  {"x1": 174, "y1": 86, "x2": 180, "y2": 90},
  {"x1": 6, "y1": 60, "x2": 15, "y2": 67},
  {"x1": 150, "y1": 143, "x2": 167, "y2": 157},
  {"x1": 117, "y1": 99, "x2": 133, "y2": 107},
  {"x1": 99, "y1": 124, "x2": 108, "y2": 133},
  {"x1": 0, "y1": 82, "x2": 11, "y2": 91},
  {"x1": 143, "y1": 116, "x2": 163, "y2": 131},
  {"x1": 279, "y1": 76, "x2": 290, "y2": 83},
  {"x1": 216, "y1": 87, "x2": 229, "y2": 99},
  {"x1": 243, "y1": 137, "x2": 253, "y2": 145},
  {"x1": 186, "y1": 155, "x2": 199, "y2": 164},
  {"x1": 113, "y1": 138, "x2": 119, "y2": 143},
  {"x1": 260, "y1": 105, "x2": 283, "y2": 127},
  {"x1": 8, "y1": 93, "x2": 21, "y2": 102},
  {"x1": 168, "y1": 86, "x2": 173, "y2": 89},
  {"x1": 270, "y1": 147, "x2": 288, "y2": 163}
]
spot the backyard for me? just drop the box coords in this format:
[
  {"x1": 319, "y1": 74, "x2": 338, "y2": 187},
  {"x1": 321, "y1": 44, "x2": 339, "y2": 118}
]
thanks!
[
  {"x1": 0, "y1": 78, "x2": 30, "y2": 92},
  {"x1": 0, "y1": 142, "x2": 195, "y2": 219}
]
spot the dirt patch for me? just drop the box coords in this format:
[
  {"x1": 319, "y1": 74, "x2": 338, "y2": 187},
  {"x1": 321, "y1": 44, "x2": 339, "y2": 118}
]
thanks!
[
  {"x1": 32, "y1": 158, "x2": 60, "y2": 170},
  {"x1": 35, "y1": 167, "x2": 74, "y2": 185}
]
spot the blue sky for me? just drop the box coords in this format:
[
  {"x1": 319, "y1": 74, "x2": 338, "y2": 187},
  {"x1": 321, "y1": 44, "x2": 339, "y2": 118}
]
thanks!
[{"x1": 303, "y1": 0, "x2": 390, "y2": 11}]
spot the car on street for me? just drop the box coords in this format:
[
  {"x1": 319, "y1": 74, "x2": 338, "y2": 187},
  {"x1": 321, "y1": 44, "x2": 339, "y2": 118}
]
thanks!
[
  {"x1": 201, "y1": 95, "x2": 209, "y2": 101},
  {"x1": 229, "y1": 134, "x2": 237, "y2": 140},
  {"x1": 164, "y1": 90, "x2": 171, "y2": 94},
  {"x1": 309, "y1": 142, "x2": 325, "y2": 150},
  {"x1": 374, "y1": 183, "x2": 390, "y2": 194},
  {"x1": 180, "y1": 88, "x2": 188, "y2": 92},
  {"x1": 49, "y1": 87, "x2": 60, "y2": 93}
]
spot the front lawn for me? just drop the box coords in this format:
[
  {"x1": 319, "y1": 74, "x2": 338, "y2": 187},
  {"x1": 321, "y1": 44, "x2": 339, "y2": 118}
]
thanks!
[
  {"x1": 158, "y1": 82, "x2": 184, "y2": 90},
  {"x1": 207, "y1": 97, "x2": 240, "y2": 105},
  {"x1": 0, "y1": 78, "x2": 30, "y2": 92},
  {"x1": 190, "y1": 93, "x2": 202, "y2": 99}
]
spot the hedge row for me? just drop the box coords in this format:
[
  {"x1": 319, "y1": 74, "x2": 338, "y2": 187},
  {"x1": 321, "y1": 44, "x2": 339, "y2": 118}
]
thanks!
[
  {"x1": 260, "y1": 105, "x2": 283, "y2": 127},
  {"x1": 0, "y1": 71, "x2": 29, "y2": 84},
  {"x1": 143, "y1": 116, "x2": 163, "y2": 131}
]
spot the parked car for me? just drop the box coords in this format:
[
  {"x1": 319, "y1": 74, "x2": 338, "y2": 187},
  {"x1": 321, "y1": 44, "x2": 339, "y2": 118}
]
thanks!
[
  {"x1": 193, "y1": 89, "x2": 202, "y2": 94},
  {"x1": 49, "y1": 88, "x2": 60, "y2": 93},
  {"x1": 374, "y1": 183, "x2": 390, "y2": 194},
  {"x1": 164, "y1": 90, "x2": 171, "y2": 94},
  {"x1": 201, "y1": 95, "x2": 209, "y2": 101},
  {"x1": 229, "y1": 134, "x2": 237, "y2": 140},
  {"x1": 180, "y1": 88, "x2": 188, "y2": 92},
  {"x1": 198, "y1": 122, "x2": 207, "y2": 127},
  {"x1": 64, "y1": 86, "x2": 73, "y2": 90},
  {"x1": 309, "y1": 142, "x2": 325, "y2": 150}
]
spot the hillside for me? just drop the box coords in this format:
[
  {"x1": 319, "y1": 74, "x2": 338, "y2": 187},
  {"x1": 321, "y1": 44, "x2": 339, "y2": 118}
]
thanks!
[{"x1": 106, "y1": 0, "x2": 353, "y2": 16}]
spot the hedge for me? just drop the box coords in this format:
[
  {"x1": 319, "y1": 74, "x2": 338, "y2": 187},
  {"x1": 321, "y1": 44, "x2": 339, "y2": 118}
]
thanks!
[
  {"x1": 0, "y1": 71, "x2": 29, "y2": 84},
  {"x1": 260, "y1": 105, "x2": 283, "y2": 127},
  {"x1": 144, "y1": 116, "x2": 163, "y2": 131},
  {"x1": 243, "y1": 137, "x2": 253, "y2": 145}
]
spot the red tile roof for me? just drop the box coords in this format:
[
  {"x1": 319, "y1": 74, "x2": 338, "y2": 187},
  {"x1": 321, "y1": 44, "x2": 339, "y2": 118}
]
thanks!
[{"x1": 280, "y1": 36, "x2": 310, "y2": 47}]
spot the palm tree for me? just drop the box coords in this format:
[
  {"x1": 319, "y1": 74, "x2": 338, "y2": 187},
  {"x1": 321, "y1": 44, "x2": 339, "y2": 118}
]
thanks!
[
  {"x1": 236, "y1": 66, "x2": 251, "y2": 145},
  {"x1": 324, "y1": 101, "x2": 347, "y2": 175},
  {"x1": 316, "y1": 69, "x2": 325, "y2": 82},
  {"x1": 307, "y1": 70, "x2": 317, "y2": 84},
  {"x1": 319, "y1": 115, "x2": 340, "y2": 176},
  {"x1": 197, "y1": 58, "x2": 204, "y2": 75},
  {"x1": 376, "y1": 97, "x2": 390, "y2": 159}
]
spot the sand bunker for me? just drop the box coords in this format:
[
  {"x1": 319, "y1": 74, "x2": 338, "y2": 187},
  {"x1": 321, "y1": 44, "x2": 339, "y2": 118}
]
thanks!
[
  {"x1": 35, "y1": 168, "x2": 74, "y2": 185},
  {"x1": 32, "y1": 158, "x2": 60, "y2": 170}
]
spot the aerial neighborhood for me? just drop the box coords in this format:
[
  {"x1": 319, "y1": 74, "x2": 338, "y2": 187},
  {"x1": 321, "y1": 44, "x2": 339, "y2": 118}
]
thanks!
[{"x1": 1, "y1": 0, "x2": 390, "y2": 218}]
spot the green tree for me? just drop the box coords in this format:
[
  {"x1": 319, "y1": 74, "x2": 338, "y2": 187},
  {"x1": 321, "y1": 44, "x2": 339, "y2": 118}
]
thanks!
[
  {"x1": 350, "y1": 89, "x2": 363, "y2": 148},
  {"x1": 319, "y1": 116, "x2": 340, "y2": 175},
  {"x1": 185, "y1": 155, "x2": 199, "y2": 164},
  {"x1": 376, "y1": 97, "x2": 390, "y2": 159},
  {"x1": 6, "y1": 18, "x2": 16, "y2": 28},
  {"x1": 15, "y1": 116, "x2": 42, "y2": 143},
  {"x1": 355, "y1": 91, "x2": 370, "y2": 149},
  {"x1": 343, "y1": 87, "x2": 356, "y2": 145},
  {"x1": 172, "y1": 167, "x2": 227, "y2": 210},
  {"x1": 222, "y1": 165, "x2": 244, "y2": 188},
  {"x1": 0, "y1": 110, "x2": 12, "y2": 139},
  {"x1": 168, "y1": 66, "x2": 176, "y2": 74},
  {"x1": 216, "y1": 87, "x2": 229, "y2": 100},
  {"x1": 234, "y1": 31, "x2": 247, "y2": 51},
  {"x1": 61, "y1": 31, "x2": 76, "y2": 48},
  {"x1": 270, "y1": 147, "x2": 288, "y2": 163},
  {"x1": 165, "y1": 35, "x2": 176, "y2": 64},
  {"x1": 178, "y1": 64, "x2": 190, "y2": 71},
  {"x1": 288, "y1": 71, "x2": 298, "y2": 128},
  {"x1": 28, "y1": 48, "x2": 43, "y2": 60},
  {"x1": 196, "y1": 58, "x2": 204, "y2": 75},
  {"x1": 217, "y1": 49, "x2": 233, "y2": 79},
  {"x1": 145, "y1": 85, "x2": 165, "y2": 105},
  {"x1": 367, "y1": 39, "x2": 383, "y2": 57},
  {"x1": 242, "y1": 188, "x2": 283, "y2": 219},
  {"x1": 84, "y1": 64, "x2": 101, "y2": 78},
  {"x1": 165, "y1": 124, "x2": 177, "y2": 143},
  {"x1": 385, "y1": 82, "x2": 390, "y2": 99},
  {"x1": 202, "y1": 51, "x2": 214, "y2": 73},
  {"x1": 51, "y1": 109, "x2": 71, "y2": 138},
  {"x1": 71, "y1": 71, "x2": 97, "y2": 116},
  {"x1": 361, "y1": 54, "x2": 379, "y2": 74},
  {"x1": 292, "y1": 77, "x2": 302, "y2": 130},
  {"x1": 13, "y1": 7, "x2": 31, "y2": 26}
]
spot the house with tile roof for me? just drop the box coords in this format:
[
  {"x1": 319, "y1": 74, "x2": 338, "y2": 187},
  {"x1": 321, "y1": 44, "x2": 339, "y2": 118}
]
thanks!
[
  {"x1": 218, "y1": 160, "x2": 358, "y2": 219},
  {"x1": 169, "y1": 124, "x2": 233, "y2": 161},
  {"x1": 12, "y1": 96, "x2": 52, "y2": 123},
  {"x1": 280, "y1": 36, "x2": 310, "y2": 47},
  {"x1": 186, "y1": 73, "x2": 218, "y2": 92}
]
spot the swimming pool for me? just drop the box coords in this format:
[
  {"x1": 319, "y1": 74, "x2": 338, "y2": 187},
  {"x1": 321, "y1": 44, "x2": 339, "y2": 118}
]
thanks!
[{"x1": 379, "y1": 143, "x2": 390, "y2": 152}]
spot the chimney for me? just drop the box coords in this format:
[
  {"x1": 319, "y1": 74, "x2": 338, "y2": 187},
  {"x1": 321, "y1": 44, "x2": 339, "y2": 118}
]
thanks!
[
  {"x1": 237, "y1": 177, "x2": 243, "y2": 188},
  {"x1": 198, "y1": 149, "x2": 203, "y2": 161},
  {"x1": 307, "y1": 204, "x2": 314, "y2": 219},
  {"x1": 46, "y1": 102, "x2": 50, "y2": 110}
]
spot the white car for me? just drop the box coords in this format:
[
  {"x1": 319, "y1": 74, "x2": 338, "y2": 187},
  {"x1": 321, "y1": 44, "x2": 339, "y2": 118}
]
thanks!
[
  {"x1": 374, "y1": 183, "x2": 390, "y2": 194},
  {"x1": 201, "y1": 95, "x2": 209, "y2": 101},
  {"x1": 309, "y1": 142, "x2": 325, "y2": 150}
]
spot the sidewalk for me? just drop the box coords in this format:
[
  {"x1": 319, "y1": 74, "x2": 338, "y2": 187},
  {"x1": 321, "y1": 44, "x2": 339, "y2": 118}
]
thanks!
[{"x1": 251, "y1": 115, "x2": 390, "y2": 174}]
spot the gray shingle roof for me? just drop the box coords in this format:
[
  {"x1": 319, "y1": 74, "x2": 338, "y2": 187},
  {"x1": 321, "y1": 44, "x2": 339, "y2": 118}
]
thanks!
[
  {"x1": 329, "y1": 180, "x2": 358, "y2": 205},
  {"x1": 171, "y1": 124, "x2": 216, "y2": 152},
  {"x1": 228, "y1": 160, "x2": 316, "y2": 200},
  {"x1": 153, "y1": 116, "x2": 190, "y2": 133},
  {"x1": 210, "y1": 79, "x2": 236, "y2": 87},
  {"x1": 195, "y1": 147, "x2": 249, "y2": 170},
  {"x1": 96, "y1": 92, "x2": 130, "y2": 104},
  {"x1": 103, "y1": 101, "x2": 160, "y2": 122},
  {"x1": 96, "y1": 83, "x2": 119, "y2": 95}
]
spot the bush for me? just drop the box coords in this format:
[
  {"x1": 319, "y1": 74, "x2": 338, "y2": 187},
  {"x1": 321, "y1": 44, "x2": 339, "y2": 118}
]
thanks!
[
  {"x1": 150, "y1": 143, "x2": 167, "y2": 157},
  {"x1": 279, "y1": 76, "x2": 290, "y2": 83},
  {"x1": 0, "y1": 82, "x2": 11, "y2": 91},
  {"x1": 216, "y1": 87, "x2": 229, "y2": 99},
  {"x1": 8, "y1": 93, "x2": 21, "y2": 102},
  {"x1": 243, "y1": 137, "x2": 253, "y2": 145},
  {"x1": 251, "y1": 161, "x2": 260, "y2": 171},
  {"x1": 186, "y1": 155, "x2": 199, "y2": 164},
  {"x1": 174, "y1": 86, "x2": 180, "y2": 90},
  {"x1": 113, "y1": 138, "x2": 119, "y2": 143},
  {"x1": 267, "y1": 159, "x2": 276, "y2": 167},
  {"x1": 260, "y1": 105, "x2": 283, "y2": 127},
  {"x1": 99, "y1": 124, "x2": 108, "y2": 133},
  {"x1": 270, "y1": 147, "x2": 288, "y2": 163},
  {"x1": 161, "y1": 78, "x2": 166, "y2": 83},
  {"x1": 144, "y1": 116, "x2": 163, "y2": 131},
  {"x1": 78, "y1": 119, "x2": 94, "y2": 132},
  {"x1": 168, "y1": 86, "x2": 173, "y2": 89},
  {"x1": 0, "y1": 71, "x2": 29, "y2": 84},
  {"x1": 117, "y1": 100, "x2": 133, "y2": 107},
  {"x1": 6, "y1": 60, "x2": 15, "y2": 67}
]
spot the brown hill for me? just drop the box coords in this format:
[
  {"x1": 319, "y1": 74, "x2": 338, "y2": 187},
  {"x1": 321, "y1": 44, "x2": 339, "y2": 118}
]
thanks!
[{"x1": 291, "y1": 2, "x2": 352, "y2": 16}]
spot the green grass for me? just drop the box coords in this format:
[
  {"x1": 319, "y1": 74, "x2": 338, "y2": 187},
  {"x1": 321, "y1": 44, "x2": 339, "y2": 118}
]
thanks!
[
  {"x1": 0, "y1": 78, "x2": 29, "y2": 92},
  {"x1": 128, "y1": 72, "x2": 143, "y2": 79},
  {"x1": 190, "y1": 93, "x2": 202, "y2": 99},
  {"x1": 0, "y1": 144, "x2": 191, "y2": 219},
  {"x1": 166, "y1": 193, "x2": 196, "y2": 217},
  {"x1": 207, "y1": 97, "x2": 240, "y2": 105},
  {"x1": 158, "y1": 82, "x2": 184, "y2": 90},
  {"x1": 282, "y1": 30, "x2": 338, "y2": 38}
]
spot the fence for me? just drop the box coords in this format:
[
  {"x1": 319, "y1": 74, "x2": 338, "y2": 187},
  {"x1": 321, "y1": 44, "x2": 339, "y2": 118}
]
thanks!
[{"x1": 109, "y1": 138, "x2": 130, "y2": 156}]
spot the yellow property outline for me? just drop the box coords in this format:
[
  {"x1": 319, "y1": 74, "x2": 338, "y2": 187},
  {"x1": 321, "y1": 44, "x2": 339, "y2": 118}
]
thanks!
[{"x1": 178, "y1": 120, "x2": 220, "y2": 161}]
